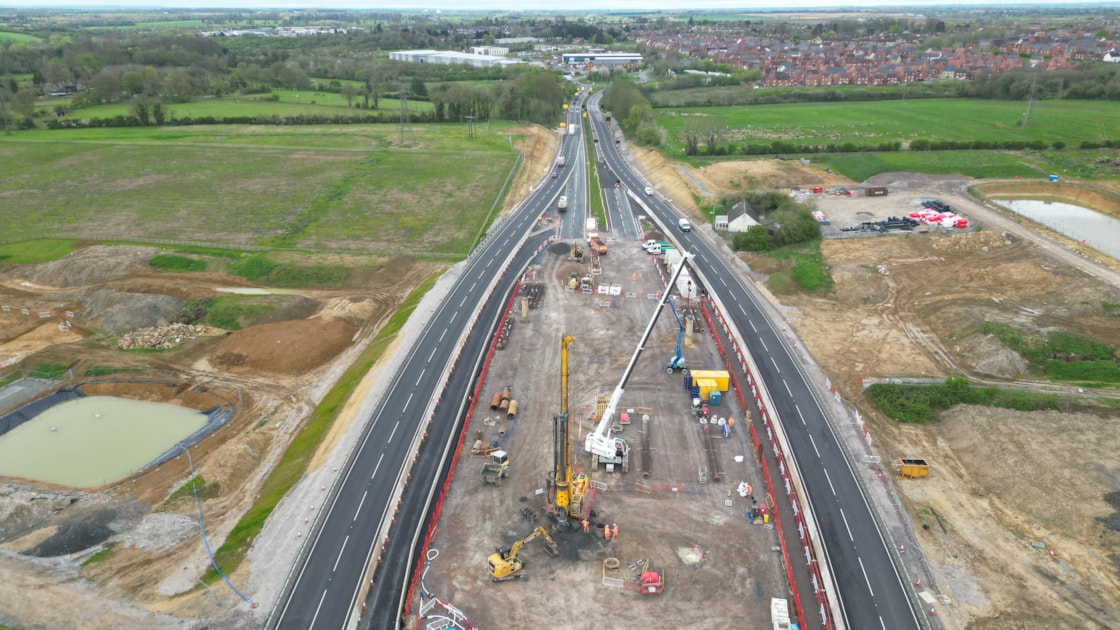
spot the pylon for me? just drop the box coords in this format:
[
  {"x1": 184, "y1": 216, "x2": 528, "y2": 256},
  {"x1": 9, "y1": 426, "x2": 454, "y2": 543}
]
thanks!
[
  {"x1": 899, "y1": 544, "x2": 906, "y2": 553},
  {"x1": 915, "y1": 579, "x2": 921, "y2": 588},
  {"x1": 929, "y1": 608, "x2": 936, "y2": 616}
]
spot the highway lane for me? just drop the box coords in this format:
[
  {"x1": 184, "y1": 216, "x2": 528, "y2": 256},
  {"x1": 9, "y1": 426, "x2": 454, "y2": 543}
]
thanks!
[
  {"x1": 587, "y1": 92, "x2": 922, "y2": 630},
  {"x1": 272, "y1": 94, "x2": 589, "y2": 630}
]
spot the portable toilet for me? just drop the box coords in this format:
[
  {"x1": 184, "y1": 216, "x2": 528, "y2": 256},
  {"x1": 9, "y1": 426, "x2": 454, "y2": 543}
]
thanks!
[
  {"x1": 709, "y1": 390, "x2": 722, "y2": 406},
  {"x1": 1048, "y1": 174, "x2": 1060, "y2": 182}
]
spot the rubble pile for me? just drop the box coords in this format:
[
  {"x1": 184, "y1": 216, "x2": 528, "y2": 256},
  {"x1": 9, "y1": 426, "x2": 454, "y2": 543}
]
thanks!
[{"x1": 117, "y1": 323, "x2": 218, "y2": 350}]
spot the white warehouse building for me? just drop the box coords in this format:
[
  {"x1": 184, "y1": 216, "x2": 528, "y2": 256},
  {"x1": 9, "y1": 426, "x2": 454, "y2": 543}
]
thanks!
[
  {"x1": 561, "y1": 52, "x2": 643, "y2": 68},
  {"x1": 389, "y1": 49, "x2": 523, "y2": 68}
]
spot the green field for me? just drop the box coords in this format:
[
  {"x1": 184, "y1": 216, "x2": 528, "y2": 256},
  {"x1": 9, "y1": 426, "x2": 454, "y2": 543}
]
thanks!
[
  {"x1": 0, "y1": 123, "x2": 519, "y2": 255},
  {"x1": 657, "y1": 99, "x2": 1120, "y2": 150},
  {"x1": 826, "y1": 150, "x2": 1043, "y2": 180},
  {"x1": 0, "y1": 31, "x2": 42, "y2": 43},
  {"x1": 58, "y1": 89, "x2": 433, "y2": 124}
]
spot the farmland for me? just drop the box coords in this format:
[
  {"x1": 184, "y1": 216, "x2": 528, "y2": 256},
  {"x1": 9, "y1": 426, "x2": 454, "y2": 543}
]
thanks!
[
  {"x1": 51, "y1": 89, "x2": 433, "y2": 124},
  {"x1": 656, "y1": 98, "x2": 1119, "y2": 150},
  {"x1": 0, "y1": 122, "x2": 520, "y2": 254}
]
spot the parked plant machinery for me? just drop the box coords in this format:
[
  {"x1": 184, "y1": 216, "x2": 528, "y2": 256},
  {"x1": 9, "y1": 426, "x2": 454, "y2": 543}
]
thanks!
[
  {"x1": 549, "y1": 337, "x2": 590, "y2": 521},
  {"x1": 665, "y1": 298, "x2": 689, "y2": 376},
  {"x1": 487, "y1": 524, "x2": 559, "y2": 582},
  {"x1": 481, "y1": 450, "x2": 510, "y2": 486},
  {"x1": 569, "y1": 241, "x2": 584, "y2": 263},
  {"x1": 584, "y1": 254, "x2": 691, "y2": 471}
]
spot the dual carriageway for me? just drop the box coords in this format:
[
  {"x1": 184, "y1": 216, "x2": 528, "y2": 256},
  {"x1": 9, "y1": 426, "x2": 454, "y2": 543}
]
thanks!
[{"x1": 268, "y1": 85, "x2": 926, "y2": 630}]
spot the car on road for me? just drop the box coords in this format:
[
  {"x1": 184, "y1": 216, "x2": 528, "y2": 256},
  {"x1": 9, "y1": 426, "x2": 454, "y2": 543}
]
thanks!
[
  {"x1": 644, "y1": 186, "x2": 654, "y2": 196},
  {"x1": 552, "y1": 170, "x2": 559, "y2": 178},
  {"x1": 678, "y1": 218, "x2": 691, "y2": 232}
]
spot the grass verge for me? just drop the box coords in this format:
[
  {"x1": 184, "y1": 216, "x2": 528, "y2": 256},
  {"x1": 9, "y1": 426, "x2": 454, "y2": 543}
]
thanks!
[
  {"x1": 981, "y1": 322, "x2": 1120, "y2": 385},
  {"x1": 203, "y1": 270, "x2": 442, "y2": 584},
  {"x1": 81, "y1": 544, "x2": 115, "y2": 568},
  {"x1": 584, "y1": 128, "x2": 608, "y2": 228}
]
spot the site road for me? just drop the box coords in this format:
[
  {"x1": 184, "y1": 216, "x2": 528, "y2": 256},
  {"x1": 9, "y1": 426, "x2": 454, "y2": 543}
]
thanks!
[
  {"x1": 586, "y1": 90, "x2": 924, "y2": 630},
  {"x1": 269, "y1": 94, "x2": 590, "y2": 630}
]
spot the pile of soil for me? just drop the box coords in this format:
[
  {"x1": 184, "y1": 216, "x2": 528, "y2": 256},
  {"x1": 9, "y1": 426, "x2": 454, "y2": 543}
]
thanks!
[
  {"x1": 12, "y1": 246, "x2": 160, "y2": 288},
  {"x1": 210, "y1": 317, "x2": 359, "y2": 375}
]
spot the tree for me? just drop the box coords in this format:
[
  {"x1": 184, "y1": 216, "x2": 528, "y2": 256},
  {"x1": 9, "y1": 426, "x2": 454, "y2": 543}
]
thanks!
[
  {"x1": 152, "y1": 101, "x2": 165, "y2": 125},
  {"x1": 340, "y1": 83, "x2": 357, "y2": 107},
  {"x1": 132, "y1": 99, "x2": 151, "y2": 125},
  {"x1": 681, "y1": 118, "x2": 703, "y2": 156}
]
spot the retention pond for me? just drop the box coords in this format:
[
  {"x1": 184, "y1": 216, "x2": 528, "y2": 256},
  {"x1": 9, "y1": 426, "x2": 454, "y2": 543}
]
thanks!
[
  {"x1": 993, "y1": 199, "x2": 1120, "y2": 260},
  {"x1": 0, "y1": 394, "x2": 219, "y2": 488}
]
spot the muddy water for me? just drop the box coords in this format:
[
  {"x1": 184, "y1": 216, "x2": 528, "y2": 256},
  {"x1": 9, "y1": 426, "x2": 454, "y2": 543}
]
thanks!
[
  {"x1": 0, "y1": 396, "x2": 206, "y2": 487},
  {"x1": 994, "y1": 199, "x2": 1120, "y2": 260}
]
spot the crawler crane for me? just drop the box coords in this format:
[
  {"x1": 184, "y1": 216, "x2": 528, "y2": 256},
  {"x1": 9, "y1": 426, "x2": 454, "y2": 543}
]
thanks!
[{"x1": 584, "y1": 254, "x2": 691, "y2": 470}]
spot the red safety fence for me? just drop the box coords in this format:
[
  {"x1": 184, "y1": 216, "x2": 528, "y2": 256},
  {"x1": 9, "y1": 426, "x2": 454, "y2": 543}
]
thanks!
[
  {"x1": 701, "y1": 298, "x2": 835, "y2": 630},
  {"x1": 402, "y1": 278, "x2": 524, "y2": 618}
]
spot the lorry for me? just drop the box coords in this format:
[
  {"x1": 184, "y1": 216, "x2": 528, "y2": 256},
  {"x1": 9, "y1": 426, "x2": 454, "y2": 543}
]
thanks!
[
  {"x1": 557, "y1": 155, "x2": 566, "y2": 168},
  {"x1": 558, "y1": 196, "x2": 568, "y2": 211},
  {"x1": 587, "y1": 232, "x2": 608, "y2": 254}
]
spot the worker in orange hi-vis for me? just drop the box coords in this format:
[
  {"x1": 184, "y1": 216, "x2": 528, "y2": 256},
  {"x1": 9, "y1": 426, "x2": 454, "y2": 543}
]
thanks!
[
  {"x1": 728, "y1": 416, "x2": 735, "y2": 430},
  {"x1": 612, "y1": 523, "x2": 619, "y2": 540},
  {"x1": 582, "y1": 518, "x2": 589, "y2": 533},
  {"x1": 603, "y1": 524, "x2": 610, "y2": 541}
]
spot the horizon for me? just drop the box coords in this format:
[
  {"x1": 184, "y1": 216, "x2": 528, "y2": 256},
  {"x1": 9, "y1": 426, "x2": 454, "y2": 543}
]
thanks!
[{"x1": 0, "y1": 0, "x2": 1109, "y2": 11}]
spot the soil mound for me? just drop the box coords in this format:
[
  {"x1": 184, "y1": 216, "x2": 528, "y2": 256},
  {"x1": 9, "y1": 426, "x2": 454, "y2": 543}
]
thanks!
[
  {"x1": 210, "y1": 317, "x2": 358, "y2": 376},
  {"x1": 12, "y1": 246, "x2": 160, "y2": 288},
  {"x1": 81, "y1": 290, "x2": 184, "y2": 335}
]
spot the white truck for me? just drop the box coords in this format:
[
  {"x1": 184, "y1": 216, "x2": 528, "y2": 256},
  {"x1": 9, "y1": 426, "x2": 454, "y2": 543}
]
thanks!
[
  {"x1": 558, "y1": 196, "x2": 568, "y2": 212},
  {"x1": 557, "y1": 155, "x2": 566, "y2": 167}
]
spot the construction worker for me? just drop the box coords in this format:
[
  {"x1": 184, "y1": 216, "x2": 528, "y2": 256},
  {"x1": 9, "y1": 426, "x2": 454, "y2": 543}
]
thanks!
[
  {"x1": 612, "y1": 523, "x2": 618, "y2": 540},
  {"x1": 603, "y1": 524, "x2": 610, "y2": 541},
  {"x1": 581, "y1": 518, "x2": 589, "y2": 533}
]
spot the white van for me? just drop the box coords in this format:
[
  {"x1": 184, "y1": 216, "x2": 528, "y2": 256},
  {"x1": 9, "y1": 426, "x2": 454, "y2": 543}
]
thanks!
[
  {"x1": 647, "y1": 243, "x2": 662, "y2": 255},
  {"x1": 678, "y1": 218, "x2": 691, "y2": 232}
]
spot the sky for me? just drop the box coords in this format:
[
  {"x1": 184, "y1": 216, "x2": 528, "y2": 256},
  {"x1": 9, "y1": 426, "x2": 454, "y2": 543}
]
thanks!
[{"x1": 0, "y1": 0, "x2": 1099, "y2": 10}]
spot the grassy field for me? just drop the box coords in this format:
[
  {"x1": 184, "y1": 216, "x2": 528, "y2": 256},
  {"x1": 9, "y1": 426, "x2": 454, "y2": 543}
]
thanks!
[
  {"x1": 657, "y1": 99, "x2": 1120, "y2": 150},
  {"x1": 0, "y1": 123, "x2": 520, "y2": 255},
  {"x1": 825, "y1": 150, "x2": 1044, "y2": 180},
  {"x1": 57, "y1": 89, "x2": 433, "y2": 123},
  {"x1": 0, "y1": 31, "x2": 42, "y2": 43}
]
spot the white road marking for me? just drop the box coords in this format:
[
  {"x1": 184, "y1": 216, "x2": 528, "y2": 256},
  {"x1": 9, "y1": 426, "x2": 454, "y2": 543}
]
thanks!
[
  {"x1": 388, "y1": 420, "x2": 399, "y2": 444},
  {"x1": 354, "y1": 491, "x2": 367, "y2": 521},
  {"x1": 840, "y1": 509, "x2": 854, "y2": 541},
  {"x1": 738, "y1": 304, "x2": 747, "y2": 316},
  {"x1": 309, "y1": 589, "x2": 328, "y2": 629},
  {"x1": 429, "y1": 347, "x2": 437, "y2": 362},
  {"x1": 796, "y1": 405, "x2": 806, "y2": 425},
  {"x1": 760, "y1": 338, "x2": 769, "y2": 352},
  {"x1": 809, "y1": 434, "x2": 821, "y2": 458},
  {"x1": 371, "y1": 453, "x2": 384, "y2": 480},
  {"x1": 459, "y1": 295, "x2": 467, "y2": 308},
  {"x1": 858, "y1": 556, "x2": 875, "y2": 597},
  {"x1": 439, "y1": 328, "x2": 447, "y2": 342},
  {"x1": 469, "y1": 281, "x2": 477, "y2": 292},
  {"x1": 770, "y1": 356, "x2": 781, "y2": 373},
  {"x1": 416, "y1": 369, "x2": 425, "y2": 385},
  {"x1": 749, "y1": 320, "x2": 757, "y2": 332},
  {"x1": 719, "y1": 277, "x2": 727, "y2": 287},
  {"x1": 783, "y1": 379, "x2": 792, "y2": 397},
  {"x1": 333, "y1": 535, "x2": 349, "y2": 572},
  {"x1": 823, "y1": 468, "x2": 836, "y2": 495},
  {"x1": 405, "y1": 392, "x2": 414, "y2": 409}
]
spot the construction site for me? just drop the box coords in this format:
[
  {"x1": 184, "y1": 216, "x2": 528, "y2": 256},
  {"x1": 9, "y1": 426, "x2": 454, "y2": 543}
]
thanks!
[{"x1": 417, "y1": 236, "x2": 789, "y2": 628}]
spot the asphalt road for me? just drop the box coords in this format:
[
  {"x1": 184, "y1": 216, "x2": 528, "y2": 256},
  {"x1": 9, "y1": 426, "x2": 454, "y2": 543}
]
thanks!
[
  {"x1": 271, "y1": 93, "x2": 590, "y2": 630},
  {"x1": 586, "y1": 92, "x2": 922, "y2": 630}
]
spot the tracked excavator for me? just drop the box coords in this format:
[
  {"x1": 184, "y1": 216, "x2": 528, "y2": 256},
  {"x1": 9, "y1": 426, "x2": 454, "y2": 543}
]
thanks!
[
  {"x1": 585, "y1": 252, "x2": 691, "y2": 471},
  {"x1": 487, "y1": 524, "x2": 559, "y2": 582},
  {"x1": 548, "y1": 336, "x2": 589, "y2": 520}
]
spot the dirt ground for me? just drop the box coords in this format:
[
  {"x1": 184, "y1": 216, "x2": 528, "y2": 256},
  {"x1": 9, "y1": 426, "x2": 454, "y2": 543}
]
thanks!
[
  {"x1": 0, "y1": 247, "x2": 443, "y2": 629},
  {"x1": 632, "y1": 149, "x2": 1120, "y2": 628},
  {"x1": 419, "y1": 242, "x2": 787, "y2": 629}
]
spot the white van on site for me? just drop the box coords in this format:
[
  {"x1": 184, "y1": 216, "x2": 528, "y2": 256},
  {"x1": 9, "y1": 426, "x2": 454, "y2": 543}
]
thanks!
[
  {"x1": 647, "y1": 243, "x2": 662, "y2": 255},
  {"x1": 678, "y1": 218, "x2": 691, "y2": 232}
]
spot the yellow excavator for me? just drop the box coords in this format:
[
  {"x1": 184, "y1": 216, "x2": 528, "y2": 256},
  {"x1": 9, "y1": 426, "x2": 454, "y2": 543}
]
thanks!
[
  {"x1": 487, "y1": 524, "x2": 559, "y2": 582},
  {"x1": 550, "y1": 336, "x2": 589, "y2": 521}
]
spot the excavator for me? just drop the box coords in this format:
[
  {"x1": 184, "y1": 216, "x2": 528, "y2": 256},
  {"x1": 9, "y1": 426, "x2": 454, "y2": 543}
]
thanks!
[
  {"x1": 487, "y1": 524, "x2": 559, "y2": 582},
  {"x1": 585, "y1": 254, "x2": 691, "y2": 471},
  {"x1": 549, "y1": 336, "x2": 589, "y2": 520},
  {"x1": 665, "y1": 298, "x2": 689, "y2": 375}
]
